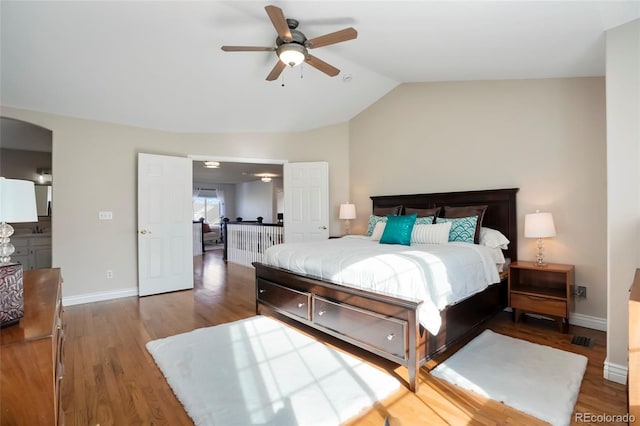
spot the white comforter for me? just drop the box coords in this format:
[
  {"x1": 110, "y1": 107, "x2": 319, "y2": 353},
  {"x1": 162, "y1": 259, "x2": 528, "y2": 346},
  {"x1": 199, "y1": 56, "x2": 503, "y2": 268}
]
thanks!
[{"x1": 262, "y1": 236, "x2": 500, "y2": 335}]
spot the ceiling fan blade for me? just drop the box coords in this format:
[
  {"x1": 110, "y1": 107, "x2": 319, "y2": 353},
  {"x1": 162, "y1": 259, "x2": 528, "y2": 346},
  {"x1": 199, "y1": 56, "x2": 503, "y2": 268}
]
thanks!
[
  {"x1": 305, "y1": 55, "x2": 340, "y2": 77},
  {"x1": 266, "y1": 61, "x2": 287, "y2": 81},
  {"x1": 305, "y1": 27, "x2": 357, "y2": 49},
  {"x1": 265, "y1": 5, "x2": 292, "y2": 42},
  {"x1": 221, "y1": 46, "x2": 276, "y2": 52}
]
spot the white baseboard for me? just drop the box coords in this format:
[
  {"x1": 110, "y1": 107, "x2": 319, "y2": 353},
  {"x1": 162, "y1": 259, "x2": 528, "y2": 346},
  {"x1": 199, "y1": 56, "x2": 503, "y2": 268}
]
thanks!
[
  {"x1": 503, "y1": 308, "x2": 607, "y2": 331},
  {"x1": 569, "y1": 312, "x2": 607, "y2": 331},
  {"x1": 62, "y1": 287, "x2": 138, "y2": 306},
  {"x1": 603, "y1": 359, "x2": 628, "y2": 384}
]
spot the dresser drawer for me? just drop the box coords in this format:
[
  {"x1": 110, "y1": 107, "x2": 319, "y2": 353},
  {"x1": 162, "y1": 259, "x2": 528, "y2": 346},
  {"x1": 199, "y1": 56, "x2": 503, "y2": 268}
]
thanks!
[
  {"x1": 511, "y1": 293, "x2": 567, "y2": 318},
  {"x1": 313, "y1": 296, "x2": 407, "y2": 360},
  {"x1": 257, "y1": 279, "x2": 310, "y2": 320}
]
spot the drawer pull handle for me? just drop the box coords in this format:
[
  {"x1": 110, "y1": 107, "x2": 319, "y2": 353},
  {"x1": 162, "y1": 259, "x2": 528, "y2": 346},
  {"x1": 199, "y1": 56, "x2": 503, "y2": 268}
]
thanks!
[
  {"x1": 318, "y1": 310, "x2": 326, "y2": 316},
  {"x1": 297, "y1": 302, "x2": 305, "y2": 308},
  {"x1": 387, "y1": 333, "x2": 395, "y2": 341},
  {"x1": 258, "y1": 289, "x2": 266, "y2": 294}
]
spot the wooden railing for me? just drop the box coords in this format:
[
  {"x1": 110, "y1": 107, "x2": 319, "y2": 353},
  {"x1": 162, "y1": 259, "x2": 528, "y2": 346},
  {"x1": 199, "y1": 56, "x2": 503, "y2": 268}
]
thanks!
[
  {"x1": 629, "y1": 269, "x2": 640, "y2": 421},
  {"x1": 222, "y1": 220, "x2": 284, "y2": 267}
]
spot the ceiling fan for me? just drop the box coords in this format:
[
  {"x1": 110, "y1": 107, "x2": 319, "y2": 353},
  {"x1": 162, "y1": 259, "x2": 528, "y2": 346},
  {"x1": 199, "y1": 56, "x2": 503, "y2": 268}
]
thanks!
[{"x1": 221, "y1": 5, "x2": 357, "y2": 81}]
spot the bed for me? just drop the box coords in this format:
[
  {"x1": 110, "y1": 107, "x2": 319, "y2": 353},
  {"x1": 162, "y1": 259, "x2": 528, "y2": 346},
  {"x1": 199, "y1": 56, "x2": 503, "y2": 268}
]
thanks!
[{"x1": 253, "y1": 188, "x2": 518, "y2": 391}]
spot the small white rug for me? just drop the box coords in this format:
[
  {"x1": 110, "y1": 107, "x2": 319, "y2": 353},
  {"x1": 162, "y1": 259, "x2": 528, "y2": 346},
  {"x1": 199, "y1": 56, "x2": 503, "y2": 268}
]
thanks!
[
  {"x1": 430, "y1": 329, "x2": 587, "y2": 426},
  {"x1": 146, "y1": 315, "x2": 400, "y2": 426}
]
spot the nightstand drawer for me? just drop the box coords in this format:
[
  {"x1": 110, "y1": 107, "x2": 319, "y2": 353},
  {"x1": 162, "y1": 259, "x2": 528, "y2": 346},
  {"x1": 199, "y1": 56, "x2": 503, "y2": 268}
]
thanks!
[{"x1": 511, "y1": 293, "x2": 566, "y2": 317}]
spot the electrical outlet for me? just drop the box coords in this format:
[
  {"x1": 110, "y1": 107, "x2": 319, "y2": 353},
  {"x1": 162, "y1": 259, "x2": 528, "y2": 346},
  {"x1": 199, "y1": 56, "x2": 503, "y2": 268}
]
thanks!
[
  {"x1": 106, "y1": 270, "x2": 113, "y2": 279},
  {"x1": 576, "y1": 285, "x2": 587, "y2": 298}
]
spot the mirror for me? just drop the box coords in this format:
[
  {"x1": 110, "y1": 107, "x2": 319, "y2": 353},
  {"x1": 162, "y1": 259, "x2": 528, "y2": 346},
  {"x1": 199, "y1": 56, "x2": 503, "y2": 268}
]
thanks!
[{"x1": 35, "y1": 185, "x2": 52, "y2": 216}]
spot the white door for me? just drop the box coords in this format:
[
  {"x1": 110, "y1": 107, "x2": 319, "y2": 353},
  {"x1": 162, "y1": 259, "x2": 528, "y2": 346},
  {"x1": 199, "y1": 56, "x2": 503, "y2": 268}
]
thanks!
[
  {"x1": 137, "y1": 153, "x2": 193, "y2": 296},
  {"x1": 283, "y1": 162, "x2": 329, "y2": 243}
]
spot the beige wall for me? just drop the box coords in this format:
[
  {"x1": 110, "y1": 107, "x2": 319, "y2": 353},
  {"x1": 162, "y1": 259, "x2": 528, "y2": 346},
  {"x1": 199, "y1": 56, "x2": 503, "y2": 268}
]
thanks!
[
  {"x1": 606, "y1": 19, "x2": 640, "y2": 380},
  {"x1": 0, "y1": 107, "x2": 350, "y2": 299},
  {"x1": 350, "y1": 78, "x2": 607, "y2": 320}
]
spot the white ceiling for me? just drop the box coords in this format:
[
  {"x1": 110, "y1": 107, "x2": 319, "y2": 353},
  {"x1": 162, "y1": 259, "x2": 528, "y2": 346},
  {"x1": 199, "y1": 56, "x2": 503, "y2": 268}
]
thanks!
[
  {"x1": 1, "y1": 1, "x2": 639, "y2": 134},
  {"x1": 193, "y1": 160, "x2": 283, "y2": 184}
]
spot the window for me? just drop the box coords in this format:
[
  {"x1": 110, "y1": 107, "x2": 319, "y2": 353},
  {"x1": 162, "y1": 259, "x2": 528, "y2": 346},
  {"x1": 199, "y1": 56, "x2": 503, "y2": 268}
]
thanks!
[{"x1": 193, "y1": 196, "x2": 221, "y2": 224}]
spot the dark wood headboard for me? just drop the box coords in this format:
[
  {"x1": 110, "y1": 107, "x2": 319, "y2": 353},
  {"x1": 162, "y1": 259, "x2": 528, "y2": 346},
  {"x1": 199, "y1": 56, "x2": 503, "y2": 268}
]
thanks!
[{"x1": 371, "y1": 188, "x2": 519, "y2": 262}]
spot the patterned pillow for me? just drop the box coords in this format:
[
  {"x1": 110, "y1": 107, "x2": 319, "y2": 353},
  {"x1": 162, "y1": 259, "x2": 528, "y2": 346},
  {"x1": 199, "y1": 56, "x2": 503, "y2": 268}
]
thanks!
[
  {"x1": 366, "y1": 215, "x2": 388, "y2": 236},
  {"x1": 436, "y1": 216, "x2": 479, "y2": 243},
  {"x1": 414, "y1": 216, "x2": 435, "y2": 225},
  {"x1": 369, "y1": 221, "x2": 386, "y2": 241},
  {"x1": 442, "y1": 205, "x2": 487, "y2": 244},
  {"x1": 380, "y1": 214, "x2": 417, "y2": 246}
]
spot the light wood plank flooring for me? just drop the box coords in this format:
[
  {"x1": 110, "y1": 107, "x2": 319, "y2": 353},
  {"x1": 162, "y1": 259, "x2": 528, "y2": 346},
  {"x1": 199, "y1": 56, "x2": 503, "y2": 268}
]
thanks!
[{"x1": 61, "y1": 252, "x2": 627, "y2": 425}]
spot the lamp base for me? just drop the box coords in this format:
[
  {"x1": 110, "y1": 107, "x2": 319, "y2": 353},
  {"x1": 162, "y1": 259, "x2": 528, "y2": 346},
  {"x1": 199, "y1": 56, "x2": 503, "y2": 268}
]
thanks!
[
  {"x1": 534, "y1": 238, "x2": 548, "y2": 268},
  {"x1": 0, "y1": 263, "x2": 24, "y2": 328}
]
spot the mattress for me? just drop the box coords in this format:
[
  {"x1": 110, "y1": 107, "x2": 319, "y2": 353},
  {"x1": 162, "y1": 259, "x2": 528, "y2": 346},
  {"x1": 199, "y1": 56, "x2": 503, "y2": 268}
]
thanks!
[{"x1": 262, "y1": 235, "x2": 501, "y2": 335}]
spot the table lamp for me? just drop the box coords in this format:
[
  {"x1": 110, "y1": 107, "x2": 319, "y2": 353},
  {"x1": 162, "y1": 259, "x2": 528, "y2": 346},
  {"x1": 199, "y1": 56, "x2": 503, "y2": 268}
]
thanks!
[
  {"x1": 0, "y1": 177, "x2": 38, "y2": 327},
  {"x1": 524, "y1": 210, "x2": 556, "y2": 267},
  {"x1": 339, "y1": 203, "x2": 356, "y2": 235}
]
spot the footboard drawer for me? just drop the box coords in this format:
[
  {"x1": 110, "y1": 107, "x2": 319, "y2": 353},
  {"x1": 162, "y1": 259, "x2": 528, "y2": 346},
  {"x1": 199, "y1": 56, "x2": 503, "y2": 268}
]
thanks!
[
  {"x1": 313, "y1": 296, "x2": 407, "y2": 359},
  {"x1": 257, "y1": 279, "x2": 311, "y2": 320}
]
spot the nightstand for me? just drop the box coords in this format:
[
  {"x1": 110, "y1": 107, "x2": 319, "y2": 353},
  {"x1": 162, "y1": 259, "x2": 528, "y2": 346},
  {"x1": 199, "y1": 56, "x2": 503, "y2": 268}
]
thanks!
[{"x1": 508, "y1": 261, "x2": 575, "y2": 332}]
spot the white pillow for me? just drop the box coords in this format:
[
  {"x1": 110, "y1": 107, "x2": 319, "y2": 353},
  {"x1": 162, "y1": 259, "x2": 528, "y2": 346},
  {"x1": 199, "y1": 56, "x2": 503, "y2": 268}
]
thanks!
[
  {"x1": 370, "y1": 221, "x2": 386, "y2": 241},
  {"x1": 486, "y1": 246, "x2": 507, "y2": 270},
  {"x1": 479, "y1": 227, "x2": 510, "y2": 250},
  {"x1": 411, "y1": 222, "x2": 452, "y2": 244}
]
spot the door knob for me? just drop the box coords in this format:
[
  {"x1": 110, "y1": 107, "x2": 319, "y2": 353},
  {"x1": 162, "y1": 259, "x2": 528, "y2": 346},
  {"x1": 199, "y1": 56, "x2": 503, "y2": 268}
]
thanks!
[
  {"x1": 139, "y1": 229, "x2": 151, "y2": 235},
  {"x1": 318, "y1": 225, "x2": 327, "y2": 230}
]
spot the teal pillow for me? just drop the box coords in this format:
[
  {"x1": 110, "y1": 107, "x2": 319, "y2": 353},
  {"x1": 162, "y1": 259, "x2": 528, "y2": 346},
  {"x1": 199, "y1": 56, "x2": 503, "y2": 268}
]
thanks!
[
  {"x1": 436, "y1": 216, "x2": 478, "y2": 243},
  {"x1": 380, "y1": 214, "x2": 417, "y2": 246},
  {"x1": 366, "y1": 215, "x2": 387, "y2": 236}
]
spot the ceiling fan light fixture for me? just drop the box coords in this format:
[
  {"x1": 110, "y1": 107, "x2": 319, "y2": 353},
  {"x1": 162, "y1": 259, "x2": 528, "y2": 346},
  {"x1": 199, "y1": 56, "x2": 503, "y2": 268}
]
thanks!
[
  {"x1": 277, "y1": 43, "x2": 306, "y2": 67},
  {"x1": 204, "y1": 161, "x2": 220, "y2": 168},
  {"x1": 261, "y1": 176, "x2": 272, "y2": 183}
]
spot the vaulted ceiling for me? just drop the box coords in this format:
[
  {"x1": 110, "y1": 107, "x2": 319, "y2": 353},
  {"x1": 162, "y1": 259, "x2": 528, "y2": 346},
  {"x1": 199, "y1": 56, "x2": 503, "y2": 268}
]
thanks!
[{"x1": 1, "y1": 1, "x2": 638, "y2": 134}]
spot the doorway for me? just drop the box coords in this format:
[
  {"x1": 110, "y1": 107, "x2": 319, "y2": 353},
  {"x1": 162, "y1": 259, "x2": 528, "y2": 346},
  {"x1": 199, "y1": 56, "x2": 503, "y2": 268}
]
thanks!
[
  {"x1": 190, "y1": 156, "x2": 286, "y2": 257},
  {"x1": 0, "y1": 117, "x2": 54, "y2": 269}
]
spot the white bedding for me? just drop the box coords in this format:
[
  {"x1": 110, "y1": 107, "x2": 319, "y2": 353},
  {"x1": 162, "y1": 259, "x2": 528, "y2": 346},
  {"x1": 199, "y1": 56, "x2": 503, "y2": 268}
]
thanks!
[{"x1": 262, "y1": 235, "x2": 501, "y2": 335}]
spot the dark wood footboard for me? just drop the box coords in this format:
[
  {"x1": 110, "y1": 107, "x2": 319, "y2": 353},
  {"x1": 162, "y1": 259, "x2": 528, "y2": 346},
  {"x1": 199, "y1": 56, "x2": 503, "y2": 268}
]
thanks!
[{"x1": 253, "y1": 262, "x2": 507, "y2": 391}]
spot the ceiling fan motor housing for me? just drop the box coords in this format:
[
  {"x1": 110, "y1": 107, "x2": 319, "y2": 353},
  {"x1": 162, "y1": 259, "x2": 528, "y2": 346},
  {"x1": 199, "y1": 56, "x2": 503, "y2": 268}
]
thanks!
[{"x1": 276, "y1": 29, "x2": 307, "y2": 48}]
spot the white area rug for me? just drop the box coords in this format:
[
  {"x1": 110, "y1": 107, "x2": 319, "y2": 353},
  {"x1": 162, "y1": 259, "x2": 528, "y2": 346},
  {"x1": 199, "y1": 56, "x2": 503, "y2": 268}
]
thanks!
[
  {"x1": 430, "y1": 329, "x2": 587, "y2": 426},
  {"x1": 146, "y1": 315, "x2": 400, "y2": 426}
]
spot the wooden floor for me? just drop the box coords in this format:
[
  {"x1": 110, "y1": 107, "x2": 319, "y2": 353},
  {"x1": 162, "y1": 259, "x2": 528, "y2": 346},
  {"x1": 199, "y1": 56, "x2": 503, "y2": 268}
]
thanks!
[{"x1": 61, "y1": 252, "x2": 627, "y2": 425}]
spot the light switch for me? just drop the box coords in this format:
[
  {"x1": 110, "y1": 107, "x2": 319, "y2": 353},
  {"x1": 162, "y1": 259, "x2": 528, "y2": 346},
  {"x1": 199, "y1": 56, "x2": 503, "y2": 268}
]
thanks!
[{"x1": 99, "y1": 211, "x2": 113, "y2": 220}]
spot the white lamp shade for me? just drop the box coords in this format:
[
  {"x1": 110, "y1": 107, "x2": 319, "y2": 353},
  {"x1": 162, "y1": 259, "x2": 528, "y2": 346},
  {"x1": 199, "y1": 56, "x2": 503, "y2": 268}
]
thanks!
[
  {"x1": 339, "y1": 203, "x2": 356, "y2": 220},
  {"x1": 0, "y1": 178, "x2": 38, "y2": 223},
  {"x1": 524, "y1": 211, "x2": 556, "y2": 238}
]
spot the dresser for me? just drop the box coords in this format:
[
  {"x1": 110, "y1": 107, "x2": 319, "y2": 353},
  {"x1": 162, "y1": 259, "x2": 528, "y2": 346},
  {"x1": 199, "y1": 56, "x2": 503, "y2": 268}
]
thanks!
[
  {"x1": 0, "y1": 268, "x2": 64, "y2": 425},
  {"x1": 630, "y1": 269, "x2": 640, "y2": 421}
]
